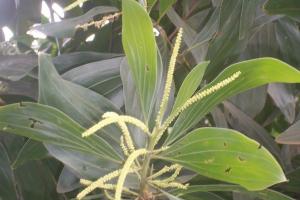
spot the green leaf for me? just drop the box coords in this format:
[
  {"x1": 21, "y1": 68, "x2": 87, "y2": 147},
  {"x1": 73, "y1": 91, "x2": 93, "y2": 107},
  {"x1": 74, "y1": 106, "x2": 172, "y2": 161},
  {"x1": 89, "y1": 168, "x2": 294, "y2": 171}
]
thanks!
[
  {"x1": 12, "y1": 140, "x2": 48, "y2": 169},
  {"x1": 38, "y1": 54, "x2": 121, "y2": 144},
  {"x1": 166, "y1": 58, "x2": 300, "y2": 144},
  {"x1": 0, "y1": 55, "x2": 37, "y2": 81},
  {"x1": 122, "y1": 0, "x2": 157, "y2": 121},
  {"x1": 0, "y1": 143, "x2": 18, "y2": 200},
  {"x1": 159, "y1": 0, "x2": 177, "y2": 21},
  {"x1": 171, "y1": 184, "x2": 295, "y2": 200},
  {"x1": 264, "y1": 0, "x2": 300, "y2": 19},
  {"x1": 32, "y1": 6, "x2": 118, "y2": 38},
  {"x1": 276, "y1": 120, "x2": 300, "y2": 144},
  {"x1": 160, "y1": 127, "x2": 287, "y2": 191},
  {"x1": 172, "y1": 61, "x2": 209, "y2": 113},
  {"x1": 0, "y1": 102, "x2": 122, "y2": 164}
]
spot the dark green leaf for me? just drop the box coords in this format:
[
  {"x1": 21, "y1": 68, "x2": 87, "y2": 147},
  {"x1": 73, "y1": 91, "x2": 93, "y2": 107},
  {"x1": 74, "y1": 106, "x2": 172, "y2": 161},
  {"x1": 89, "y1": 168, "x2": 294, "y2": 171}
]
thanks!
[
  {"x1": 276, "y1": 120, "x2": 300, "y2": 144},
  {"x1": 12, "y1": 140, "x2": 48, "y2": 169}
]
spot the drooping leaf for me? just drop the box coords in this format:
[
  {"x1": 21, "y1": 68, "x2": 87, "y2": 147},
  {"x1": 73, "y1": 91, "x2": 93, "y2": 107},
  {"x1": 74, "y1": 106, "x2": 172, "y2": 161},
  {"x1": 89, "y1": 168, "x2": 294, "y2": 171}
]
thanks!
[
  {"x1": 172, "y1": 61, "x2": 209, "y2": 113},
  {"x1": 160, "y1": 128, "x2": 287, "y2": 191},
  {"x1": 31, "y1": 6, "x2": 118, "y2": 38},
  {"x1": 122, "y1": 0, "x2": 158, "y2": 121},
  {"x1": 0, "y1": 102, "x2": 122, "y2": 163},
  {"x1": 166, "y1": 58, "x2": 300, "y2": 144}
]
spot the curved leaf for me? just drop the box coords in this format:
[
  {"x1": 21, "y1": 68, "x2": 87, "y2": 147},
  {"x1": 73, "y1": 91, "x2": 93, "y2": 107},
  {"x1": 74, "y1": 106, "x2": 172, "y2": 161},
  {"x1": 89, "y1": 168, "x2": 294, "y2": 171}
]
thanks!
[
  {"x1": 122, "y1": 0, "x2": 158, "y2": 121},
  {"x1": 160, "y1": 127, "x2": 287, "y2": 191},
  {"x1": 0, "y1": 102, "x2": 122, "y2": 163},
  {"x1": 166, "y1": 58, "x2": 300, "y2": 144}
]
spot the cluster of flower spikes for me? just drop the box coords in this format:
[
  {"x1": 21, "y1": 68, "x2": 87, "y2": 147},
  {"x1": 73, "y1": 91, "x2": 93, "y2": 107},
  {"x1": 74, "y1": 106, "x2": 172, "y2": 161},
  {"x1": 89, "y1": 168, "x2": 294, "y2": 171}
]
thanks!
[{"x1": 76, "y1": 27, "x2": 242, "y2": 200}]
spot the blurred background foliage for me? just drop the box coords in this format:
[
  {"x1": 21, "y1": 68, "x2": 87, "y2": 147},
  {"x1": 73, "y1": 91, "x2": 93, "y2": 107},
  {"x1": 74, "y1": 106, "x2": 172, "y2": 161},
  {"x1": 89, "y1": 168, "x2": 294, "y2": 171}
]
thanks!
[{"x1": 1, "y1": 0, "x2": 300, "y2": 199}]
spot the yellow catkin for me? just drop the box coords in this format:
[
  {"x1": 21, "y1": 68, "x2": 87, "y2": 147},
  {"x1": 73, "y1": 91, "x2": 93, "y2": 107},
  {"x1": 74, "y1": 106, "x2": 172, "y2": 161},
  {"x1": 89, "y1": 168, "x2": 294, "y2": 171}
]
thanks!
[
  {"x1": 76, "y1": 169, "x2": 121, "y2": 199},
  {"x1": 149, "y1": 164, "x2": 180, "y2": 179},
  {"x1": 115, "y1": 149, "x2": 148, "y2": 200},
  {"x1": 159, "y1": 71, "x2": 242, "y2": 136},
  {"x1": 160, "y1": 165, "x2": 183, "y2": 183},
  {"x1": 120, "y1": 135, "x2": 129, "y2": 156},
  {"x1": 79, "y1": 179, "x2": 92, "y2": 186},
  {"x1": 104, "y1": 112, "x2": 135, "y2": 152},
  {"x1": 64, "y1": 0, "x2": 88, "y2": 11},
  {"x1": 151, "y1": 180, "x2": 189, "y2": 189},
  {"x1": 82, "y1": 113, "x2": 150, "y2": 137},
  {"x1": 156, "y1": 28, "x2": 183, "y2": 125}
]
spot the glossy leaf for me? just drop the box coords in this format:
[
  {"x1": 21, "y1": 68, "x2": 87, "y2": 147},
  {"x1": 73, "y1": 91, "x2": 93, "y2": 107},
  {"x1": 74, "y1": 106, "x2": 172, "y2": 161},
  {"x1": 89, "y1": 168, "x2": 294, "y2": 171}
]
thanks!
[
  {"x1": 0, "y1": 102, "x2": 122, "y2": 163},
  {"x1": 172, "y1": 61, "x2": 209, "y2": 113},
  {"x1": 122, "y1": 0, "x2": 157, "y2": 121},
  {"x1": 166, "y1": 58, "x2": 300, "y2": 144},
  {"x1": 160, "y1": 128, "x2": 287, "y2": 191}
]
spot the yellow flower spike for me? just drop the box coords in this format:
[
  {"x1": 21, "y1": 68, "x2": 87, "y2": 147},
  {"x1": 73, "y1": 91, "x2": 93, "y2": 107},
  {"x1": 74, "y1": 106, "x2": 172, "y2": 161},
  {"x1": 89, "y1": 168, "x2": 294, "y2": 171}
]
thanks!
[
  {"x1": 104, "y1": 112, "x2": 135, "y2": 152},
  {"x1": 79, "y1": 179, "x2": 92, "y2": 186},
  {"x1": 149, "y1": 164, "x2": 180, "y2": 179},
  {"x1": 160, "y1": 71, "x2": 242, "y2": 135},
  {"x1": 156, "y1": 28, "x2": 183, "y2": 125},
  {"x1": 160, "y1": 165, "x2": 183, "y2": 183},
  {"x1": 76, "y1": 169, "x2": 121, "y2": 200},
  {"x1": 151, "y1": 180, "x2": 189, "y2": 189},
  {"x1": 120, "y1": 135, "x2": 129, "y2": 156},
  {"x1": 76, "y1": 13, "x2": 121, "y2": 30},
  {"x1": 115, "y1": 149, "x2": 148, "y2": 200},
  {"x1": 82, "y1": 113, "x2": 150, "y2": 138}
]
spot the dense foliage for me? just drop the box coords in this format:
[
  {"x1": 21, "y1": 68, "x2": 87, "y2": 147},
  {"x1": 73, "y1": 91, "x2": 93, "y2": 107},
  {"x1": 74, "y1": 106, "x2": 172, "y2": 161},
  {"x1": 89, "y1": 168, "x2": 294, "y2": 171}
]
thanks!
[{"x1": 1, "y1": 0, "x2": 300, "y2": 199}]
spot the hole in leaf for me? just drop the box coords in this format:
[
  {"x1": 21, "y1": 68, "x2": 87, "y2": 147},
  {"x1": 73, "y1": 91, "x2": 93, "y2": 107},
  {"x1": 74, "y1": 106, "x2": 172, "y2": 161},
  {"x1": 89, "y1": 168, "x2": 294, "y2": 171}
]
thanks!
[
  {"x1": 258, "y1": 144, "x2": 262, "y2": 149},
  {"x1": 225, "y1": 167, "x2": 231, "y2": 174},
  {"x1": 223, "y1": 142, "x2": 228, "y2": 148},
  {"x1": 28, "y1": 118, "x2": 43, "y2": 128},
  {"x1": 145, "y1": 64, "x2": 149, "y2": 71}
]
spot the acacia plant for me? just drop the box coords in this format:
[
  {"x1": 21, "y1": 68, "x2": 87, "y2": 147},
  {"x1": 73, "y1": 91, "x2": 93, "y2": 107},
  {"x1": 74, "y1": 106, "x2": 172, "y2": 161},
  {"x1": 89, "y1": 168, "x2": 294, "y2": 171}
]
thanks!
[{"x1": 1, "y1": 0, "x2": 300, "y2": 200}]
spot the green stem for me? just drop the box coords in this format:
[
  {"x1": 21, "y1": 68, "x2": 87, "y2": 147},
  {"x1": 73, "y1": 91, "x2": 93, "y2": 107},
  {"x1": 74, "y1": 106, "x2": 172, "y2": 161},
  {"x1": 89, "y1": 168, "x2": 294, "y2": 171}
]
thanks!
[{"x1": 139, "y1": 126, "x2": 160, "y2": 197}]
